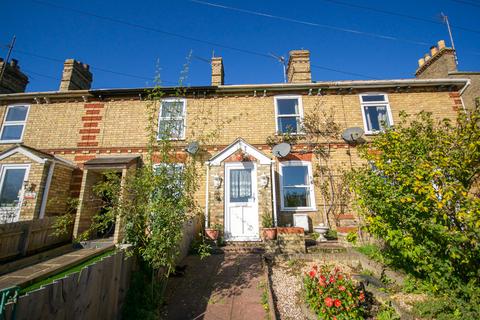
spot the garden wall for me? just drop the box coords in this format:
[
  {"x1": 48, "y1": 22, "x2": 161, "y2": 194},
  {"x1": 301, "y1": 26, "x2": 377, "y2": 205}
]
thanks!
[
  {"x1": 0, "y1": 216, "x2": 72, "y2": 262},
  {"x1": 3, "y1": 250, "x2": 133, "y2": 320}
]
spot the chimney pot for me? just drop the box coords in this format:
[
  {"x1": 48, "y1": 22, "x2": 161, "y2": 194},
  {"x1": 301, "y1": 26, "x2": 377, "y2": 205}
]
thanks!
[
  {"x1": 438, "y1": 40, "x2": 446, "y2": 50},
  {"x1": 286, "y1": 50, "x2": 312, "y2": 83},
  {"x1": 59, "y1": 59, "x2": 93, "y2": 91},
  {"x1": 418, "y1": 58, "x2": 425, "y2": 67},
  {"x1": 424, "y1": 54, "x2": 431, "y2": 61},
  {"x1": 211, "y1": 57, "x2": 224, "y2": 86},
  {"x1": 430, "y1": 46, "x2": 438, "y2": 56},
  {"x1": 10, "y1": 59, "x2": 18, "y2": 68}
]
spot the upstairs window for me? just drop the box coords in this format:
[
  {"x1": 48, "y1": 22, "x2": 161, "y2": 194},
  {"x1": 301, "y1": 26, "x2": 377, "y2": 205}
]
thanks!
[
  {"x1": 275, "y1": 96, "x2": 303, "y2": 134},
  {"x1": 279, "y1": 161, "x2": 316, "y2": 211},
  {"x1": 0, "y1": 105, "x2": 29, "y2": 142},
  {"x1": 360, "y1": 94, "x2": 393, "y2": 134},
  {"x1": 158, "y1": 99, "x2": 186, "y2": 140}
]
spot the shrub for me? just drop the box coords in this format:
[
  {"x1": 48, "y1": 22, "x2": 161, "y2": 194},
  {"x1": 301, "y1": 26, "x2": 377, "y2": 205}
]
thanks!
[
  {"x1": 304, "y1": 265, "x2": 365, "y2": 320},
  {"x1": 350, "y1": 109, "x2": 480, "y2": 292},
  {"x1": 346, "y1": 231, "x2": 358, "y2": 244}
]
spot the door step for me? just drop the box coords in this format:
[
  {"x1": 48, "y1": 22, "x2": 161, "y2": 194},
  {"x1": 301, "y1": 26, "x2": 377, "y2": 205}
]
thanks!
[{"x1": 214, "y1": 241, "x2": 265, "y2": 254}]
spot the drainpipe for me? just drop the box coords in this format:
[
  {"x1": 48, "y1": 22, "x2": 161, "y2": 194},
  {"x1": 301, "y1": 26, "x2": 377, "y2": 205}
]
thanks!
[
  {"x1": 271, "y1": 160, "x2": 278, "y2": 227},
  {"x1": 204, "y1": 162, "x2": 210, "y2": 229},
  {"x1": 39, "y1": 160, "x2": 55, "y2": 219},
  {"x1": 459, "y1": 79, "x2": 471, "y2": 114}
]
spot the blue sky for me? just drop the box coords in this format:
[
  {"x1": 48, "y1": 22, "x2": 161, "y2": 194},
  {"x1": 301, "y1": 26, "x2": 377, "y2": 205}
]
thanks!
[{"x1": 1, "y1": 0, "x2": 479, "y2": 92}]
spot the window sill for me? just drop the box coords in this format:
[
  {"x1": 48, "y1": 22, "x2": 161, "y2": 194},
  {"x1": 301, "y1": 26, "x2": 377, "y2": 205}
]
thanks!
[
  {"x1": 0, "y1": 140, "x2": 23, "y2": 144},
  {"x1": 280, "y1": 208, "x2": 317, "y2": 213},
  {"x1": 156, "y1": 138, "x2": 186, "y2": 141},
  {"x1": 275, "y1": 132, "x2": 306, "y2": 136}
]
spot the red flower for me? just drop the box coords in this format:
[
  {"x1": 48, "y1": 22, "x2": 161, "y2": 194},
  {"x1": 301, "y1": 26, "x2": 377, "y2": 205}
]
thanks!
[
  {"x1": 329, "y1": 275, "x2": 336, "y2": 283},
  {"x1": 324, "y1": 297, "x2": 334, "y2": 307},
  {"x1": 337, "y1": 274, "x2": 343, "y2": 281},
  {"x1": 334, "y1": 299, "x2": 342, "y2": 307},
  {"x1": 309, "y1": 270, "x2": 316, "y2": 278},
  {"x1": 333, "y1": 317, "x2": 337, "y2": 320},
  {"x1": 359, "y1": 292, "x2": 365, "y2": 302},
  {"x1": 320, "y1": 275, "x2": 326, "y2": 282},
  {"x1": 338, "y1": 285, "x2": 346, "y2": 291}
]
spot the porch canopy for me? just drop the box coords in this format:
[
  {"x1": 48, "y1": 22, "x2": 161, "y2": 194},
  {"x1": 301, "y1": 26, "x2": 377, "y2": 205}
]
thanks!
[
  {"x1": 207, "y1": 138, "x2": 271, "y2": 166},
  {"x1": 83, "y1": 156, "x2": 140, "y2": 170}
]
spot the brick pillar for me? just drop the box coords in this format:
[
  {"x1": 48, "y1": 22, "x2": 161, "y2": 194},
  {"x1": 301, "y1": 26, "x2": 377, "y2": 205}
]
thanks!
[{"x1": 73, "y1": 169, "x2": 103, "y2": 238}]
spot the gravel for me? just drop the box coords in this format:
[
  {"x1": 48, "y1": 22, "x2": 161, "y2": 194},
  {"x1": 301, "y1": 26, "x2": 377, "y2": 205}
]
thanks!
[{"x1": 270, "y1": 265, "x2": 305, "y2": 320}]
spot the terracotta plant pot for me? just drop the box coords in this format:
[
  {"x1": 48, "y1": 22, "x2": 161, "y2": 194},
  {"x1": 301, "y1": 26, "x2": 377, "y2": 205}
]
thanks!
[
  {"x1": 262, "y1": 227, "x2": 277, "y2": 240},
  {"x1": 205, "y1": 229, "x2": 220, "y2": 240}
]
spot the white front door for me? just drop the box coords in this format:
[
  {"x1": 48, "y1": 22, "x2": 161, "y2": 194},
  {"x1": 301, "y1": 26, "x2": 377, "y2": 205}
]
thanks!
[{"x1": 224, "y1": 162, "x2": 259, "y2": 241}]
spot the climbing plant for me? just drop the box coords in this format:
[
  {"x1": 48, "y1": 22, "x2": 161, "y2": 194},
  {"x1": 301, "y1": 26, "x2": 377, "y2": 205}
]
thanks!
[
  {"x1": 80, "y1": 54, "x2": 248, "y2": 276},
  {"x1": 266, "y1": 102, "x2": 353, "y2": 227}
]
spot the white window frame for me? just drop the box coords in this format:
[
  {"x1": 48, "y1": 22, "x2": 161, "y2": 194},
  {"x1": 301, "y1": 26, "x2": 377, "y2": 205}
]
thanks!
[
  {"x1": 279, "y1": 160, "x2": 316, "y2": 211},
  {"x1": 157, "y1": 98, "x2": 186, "y2": 140},
  {"x1": 0, "y1": 164, "x2": 30, "y2": 223},
  {"x1": 274, "y1": 95, "x2": 304, "y2": 135},
  {"x1": 0, "y1": 104, "x2": 30, "y2": 143},
  {"x1": 359, "y1": 93, "x2": 393, "y2": 135}
]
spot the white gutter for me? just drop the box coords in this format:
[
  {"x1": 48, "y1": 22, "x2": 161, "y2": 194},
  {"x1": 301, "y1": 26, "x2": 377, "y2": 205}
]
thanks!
[
  {"x1": 271, "y1": 160, "x2": 278, "y2": 227},
  {"x1": 204, "y1": 162, "x2": 210, "y2": 229},
  {"x1": 39, "y1": 161, "x2": 55, "y2": 219},
  {"x1": 218, "y1": 78, "x2": 469, "y2": 91}
]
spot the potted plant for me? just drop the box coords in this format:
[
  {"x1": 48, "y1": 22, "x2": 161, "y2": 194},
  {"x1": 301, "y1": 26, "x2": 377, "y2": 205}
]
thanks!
[
  {"x1": 205, "y1": 223, "x2": 222, "y2": 241},
  {"x1": 261, "y1": 214, "x2": 277, "y2": 240}
]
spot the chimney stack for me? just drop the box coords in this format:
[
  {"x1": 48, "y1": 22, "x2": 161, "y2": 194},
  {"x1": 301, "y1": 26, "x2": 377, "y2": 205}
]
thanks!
[
  {"x1": 286, "y1": 50, "x2": 312, "y2": 83},
  {"x1": 0, "y1": 58, "x2": 29, "y2": 94},
  {"x1": 415, "y1": 40, "x2": 457, "y2": 78},
  {"x1": 211, "y1": 57, "x2": 224, "y2": 86},
  {"x1": 59, "y1": 59, "x2": 92, "y2": 91}
]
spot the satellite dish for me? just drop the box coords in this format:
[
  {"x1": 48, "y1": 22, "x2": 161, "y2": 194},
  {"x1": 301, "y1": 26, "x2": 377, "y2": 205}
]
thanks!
[
  {"x1": 185, "y1": 141, "x2": 199, "y2": 154},
  {"x1": 341, "y1": 127, "x2": 364, "y2": 143},
  {"x1": 272, "y1": 143, "x2": 291, "y2": 158}
]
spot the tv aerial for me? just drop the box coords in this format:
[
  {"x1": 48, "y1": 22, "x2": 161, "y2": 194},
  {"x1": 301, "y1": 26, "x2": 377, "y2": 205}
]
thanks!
[
  {"x1": 269, "y1": 52, "x2": 287, "y2": 83},
  {"x1": 272, "y1": 143, "x2": 291, "y2": 158},
  {"x1": 185, "y1": 141, "x2": 200, "y2": 155},
  {"x1": 341, "y1": 127, "x2": 364, "y2": 143}
]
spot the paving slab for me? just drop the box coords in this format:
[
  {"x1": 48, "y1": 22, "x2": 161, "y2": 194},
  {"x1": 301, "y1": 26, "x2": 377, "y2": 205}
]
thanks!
[{"x1": 162, "y1": 253, "x2": 268, "y2": 320}]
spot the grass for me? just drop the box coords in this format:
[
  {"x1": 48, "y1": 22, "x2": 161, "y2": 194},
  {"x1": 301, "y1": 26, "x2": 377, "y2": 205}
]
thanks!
[
  {"x1": 258, "y1": 280, "x2": 270, "y2": 317},
  {"x1": 20, "y1": 249, "x2": 115, "y2": 294},
  {"x1": 355, "y1": 244, "x2": 386, "y2": 264}
]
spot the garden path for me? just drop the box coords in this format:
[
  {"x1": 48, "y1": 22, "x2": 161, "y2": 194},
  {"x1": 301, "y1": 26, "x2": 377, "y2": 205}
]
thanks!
[{"x1": 161, "y1": 253, "x2": 268, "y2": 320}]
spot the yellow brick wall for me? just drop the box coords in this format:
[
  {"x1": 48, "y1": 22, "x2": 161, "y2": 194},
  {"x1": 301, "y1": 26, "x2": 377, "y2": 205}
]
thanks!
[
  {"x1": 0, "y1": 89, "x2": 462, "y2": 232},
  {"x1": 0, "y1": 153, "x2": 48, "y2": 220},
  {"x1": 45, "y1": 163, "x2": 74, "y2": 217}
]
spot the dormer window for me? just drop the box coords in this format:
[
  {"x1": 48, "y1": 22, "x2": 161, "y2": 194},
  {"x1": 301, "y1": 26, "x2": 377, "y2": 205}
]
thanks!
[
  {"x1": 360, "y1": 94, "x2": 393, "y2": 134},
  {"x1": 0, "y1": 105, "x2": 29, "y2": 143}
]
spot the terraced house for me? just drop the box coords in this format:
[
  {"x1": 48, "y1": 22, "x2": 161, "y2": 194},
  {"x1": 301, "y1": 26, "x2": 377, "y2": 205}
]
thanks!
[{"x1": 0, "y1": 40, "x2": 476, "y2": 243}]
